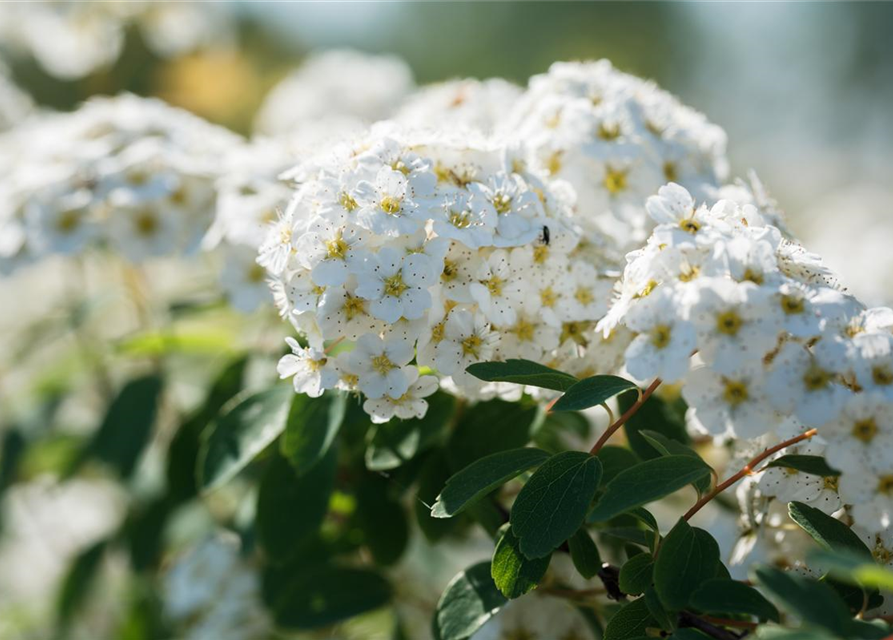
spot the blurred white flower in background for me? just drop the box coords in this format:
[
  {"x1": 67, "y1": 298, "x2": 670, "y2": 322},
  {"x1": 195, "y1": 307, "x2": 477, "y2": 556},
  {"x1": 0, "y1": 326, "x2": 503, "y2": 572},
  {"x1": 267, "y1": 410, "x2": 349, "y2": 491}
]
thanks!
[
  {"x1": 253, "y1": 49, "x2": 415, "y2": 136},
  {"x1": 0, "y1": 61, "x2": 32, "y2": 133}
]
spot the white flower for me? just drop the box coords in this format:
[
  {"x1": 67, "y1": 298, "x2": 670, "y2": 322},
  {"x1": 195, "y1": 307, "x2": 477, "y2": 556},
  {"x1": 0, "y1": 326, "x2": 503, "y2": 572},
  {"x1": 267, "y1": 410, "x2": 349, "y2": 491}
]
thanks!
[
  {"x1": 317, "y1": 285, "x2": 383, "y2": 341},
  {"x1": 218, "y1": 244, "x2": 272, "y2": 313},
  {"x1": 820, "y1": 393, "x2": 893, "y2": 472},
  {"x1": 684, "y1": 362, "x2": 780, "y2": 439},
  {"x1": 294, "y1": 219, "x2": 369, "y2": 287},
  {"x1": 839, "y1": 456, "x2": 893, "y2": 534},
  {"x1": 623, "y1": 288, "x2": 696, "y2": 383},
  {"x1": 348, "y1": 333, "x2": 415, "y2": 399},
  {"x1": 853, "y1": 332, "x2": 893, "y2": 399},
  {"x1": 757, "y1": 441, "x2": 841, "y2": 515},
  {"x1": 107, "y1": 203, "x2": 183, "y2": 263},
  {"x1": 469, "y1": 249, "x2": 525, "y2": 325},
  {"x1": 689, "y1": 278, "x2": 781, "y2": 374},
  {"x1": 355, "y1": 167, "x2": 423, "y2": 236},
  {"x1": 355, "y1": 247, "x2": 435, "y2": 323},
  {"x1": 434, "y1": 309, "x2": 498, "y2": 382},
  {"x1": 363, "y1": 368, "x2": 438, "y2": 423},
  {"x1": 277, "y1": 337, "x2": 338, "y2": 398},
  {"x1": 765, "y1": 342, "x2": 850, "y2": 427},
  {"x1": 432, "y1": 191, "x2": 496, "y2": 249}
]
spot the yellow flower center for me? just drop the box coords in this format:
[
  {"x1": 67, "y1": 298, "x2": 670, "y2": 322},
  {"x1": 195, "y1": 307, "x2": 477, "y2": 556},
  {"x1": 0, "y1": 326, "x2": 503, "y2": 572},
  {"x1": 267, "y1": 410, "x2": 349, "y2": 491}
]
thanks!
[
  {"x1": 325, "y1": 234, "x2": 348, "y2": 260},
  {"x1": 743, "y1": 268, "x2": 764, "y2": 285},
  {"x1": 391, "y1": 160, "x2": 411, "y2": 176},
  {"x1": 852, "y1": 418, "x2": 878, "y2": 443},
  {"x1": 492, "y1": 193, "x2": 513, "y2": 214},
  {"x1": 371, "y1": 354, "x2": 395, "y2": 375},
  {"x1": 448, "y1": 208, "x2": 472, "y2": 229},
  {"x1": 651, "y1": 325, "x2": 672, "y2": 349},
  {"x1": 874, "y1": 539, "x2": 893, "y2": 564},
  {"x1": 341, "y1": 373, "x2": 359, "y2": 387},
  {"x1": 485, "y1": 275, "x2": 504, "y2": 296},
  {"x1": 339, "y1": 192, "x2": 358, "y2": 212},
  {"x1": 780, "y1": 294, "x2": 805, "y2": 315},
  {"x1": 127, "y1": 169, "x2": 149, "y2": 186},
  {"x1": 56, "y1": 209, "x2": 81, "y2": 234},
  {"x1": 441, "y1": 259, "x2": 459, "y2": 282},
  {"x1": 512, "y1": 319, "x2": 536, "y2": 342},
  {"x1": 431, "y1": 322, "x2": 445, "y2": 343},
  {"x1": 803, "y1": 364, "x2": 832, "y2": 391},
  {"x1": 715, "y1": 310, "x2": 743, "y2": 336},
  {"x1": 878, "y1": 474, "x2": 893, "y2": 495},
  {"x1": 383, "y1": 273, "x2": 408, "y2": 298},
  {"x1": 342, "y1": 296, "x2": 366, "y2": 321},
  {"x1": 134, "y1": 211, "x2": 159, "y2": 237},
  {"x1": 723, "y1": 379, "x2": 749, "y2": 406},
  {"x1": 679, "y1": 218, "x2": 701, "y2": 234},
  {"x1": 574, "y1": 286, "x2": 594, "y2": 306},
  {"x1": 635, "y1": 280, "x2": 658, "y2": 299},
  {"x1": 247, "y1": 263, "x2": 266, "y2": 283},
  {"x1": 380, "y1": 195, "x2": 402, "y2": 214},
  {"x1": 561, "y1": 321, "x2": 590, "y2": 346},
  {"x1": 540, "y1": 286, "x2": 558, "y2": 308},
  {"x1": 597, "y1": 122, "x2": 621, "y2": 141},
  {"x1": 663, "y1": 161, "x2": 678, "y2": 182},
  {"x1": 462, "y1": 335, "x2": 482, "y2": 357},
  {"x1": 546, "y1": 151, "x2": 563, "y2": 176},
  {"x1": 678, "y1": 265, "x2": 700, "y2": 282},
  {"x1": 532, "y1": 245, "x2": 549, "y2": 264},
  {"x1": 603, "y1": 167, "x2": 628, "y2": 194},
  {"x1": 872, "y1": 365, "x2": 893, "y2": 386},
  {"x1": 823, "y1": 476, "x2": 839, "y2": 491},
  {"x1": 306, "y1": 356, "x2": 327, "y2": 372}
]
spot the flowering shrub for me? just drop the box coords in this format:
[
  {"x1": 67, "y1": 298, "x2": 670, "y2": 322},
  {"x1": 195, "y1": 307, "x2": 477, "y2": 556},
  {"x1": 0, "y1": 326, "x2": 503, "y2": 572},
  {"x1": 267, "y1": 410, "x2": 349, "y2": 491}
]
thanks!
[{"x1": 3, "y1": 53, "x2": 893, "y2": 640}]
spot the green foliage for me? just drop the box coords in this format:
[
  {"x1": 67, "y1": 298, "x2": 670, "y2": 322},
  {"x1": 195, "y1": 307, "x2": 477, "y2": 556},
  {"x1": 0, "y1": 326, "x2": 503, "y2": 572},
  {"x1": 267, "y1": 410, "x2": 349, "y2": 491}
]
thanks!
[
  {"x1": 689, "y1": 578, "x2": 780, "y2": 622},
  {"x1": 510, "y1": 451, "x2": 602, "y2": 558},
  {"x1": 596, "y1": 445, "x2": 640, "y2": 486},
  {"x1": 272, "y1": 565, "x2": 392, "y2": 630},
  {"x1": 638, "y1": 430, "x2": 711, "y2": 495},
  {"x1": 810, "y1": 548, "x2": 893, "y2": 591},
  {"x1": 432, "y1": 447, "x2": 550, "y2": 518},
  {"x1": 618, "y1": 392, "x2": 689, "y2": 459},
  {"x1": 281, "y1": 390, "x2": 347, "y2": 475},
  {"x1": 76, "y1": 375, "x2": 162, "y2": 478},
  {"x1": 465, "y1": 359, "x2": 578, "y2": 391},
  {"x1": 197, "y1": 384, "x2": 293, "y2": 492},
  {"x1": 56, "y1": 539, "x2": 107, "y2": 630},
  {"x1": 765, "y1": 454, "x2": 840, "y2": 477},
  {"x1": 435, "y1": 562, "x2": 507, "y2": 640},
  {"x1": 416, "y1": 450, "x2": 463, "y2": 542},
  {"x1": 568, "y1": 527, "x2": 602, "y2": 579},
  {"x1": 256, "y1": 448, "x2": 337, "y2": 562},
  {"x1": 653, "y1": 519, "x2": 723, "y2": 611},
  {"x1": 445, "y1": 399, "x2": 539, "y2": 471},
  {"x1": 589, "y1": 456, "x2": 711, "y2": 522},
  {"x1": 619, "y1": 552, "x2": 654, "y2": 595},
  {"x1": 355, "y1": 475, "x2": 410, "y2": 566},
  {"x1": 604, "y1": 597, "x2": 658, "y2": 640},
  {"x1": 788, "y1": 501, "x2": 873, "y2": 558},
  {"x1": 491, "y1": 524, "x2": 551, "y2": 599},
  {"x1": 365, "y1": 392, "x2": 454, "y2": 471},
  {"x1": 551, "y1": 375, "x2": 638, "y2": 412}
]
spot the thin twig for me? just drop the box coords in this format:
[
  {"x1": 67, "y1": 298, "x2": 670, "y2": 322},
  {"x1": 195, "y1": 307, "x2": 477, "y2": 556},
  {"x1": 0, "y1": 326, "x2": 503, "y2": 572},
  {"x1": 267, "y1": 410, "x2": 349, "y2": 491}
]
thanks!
[
  {"x1": 589, "y1": 378, "x2": 662, "y2": 455},
  {"x1": 683, "y1": 428, "x2": 819, "y2": 521},
  {"x1": 324, "y1": 336, "x2": 346, "y2": 355}
]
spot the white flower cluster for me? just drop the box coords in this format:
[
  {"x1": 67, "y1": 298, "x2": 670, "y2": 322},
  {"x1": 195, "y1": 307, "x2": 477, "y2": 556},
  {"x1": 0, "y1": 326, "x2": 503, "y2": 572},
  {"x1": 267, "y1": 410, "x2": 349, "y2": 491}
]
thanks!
[
  {"x1": 264, "y1": 125, "x2": 621, "y2": 423},
  {"x1": 0, "y1": 1, "x2": 234, "y2": 80},
  {"x1": 602, "y1": 182, "x2": 893, "y2": 533},
  {"x1": 0, "y1": 94, "x2": 242, "y2": 273},
  {"x1": 163, "y1": 534, "x2": 269, "y2": 640},
  {"x1": 504, "y1": 60, "x2": 729, "y2": 253}
]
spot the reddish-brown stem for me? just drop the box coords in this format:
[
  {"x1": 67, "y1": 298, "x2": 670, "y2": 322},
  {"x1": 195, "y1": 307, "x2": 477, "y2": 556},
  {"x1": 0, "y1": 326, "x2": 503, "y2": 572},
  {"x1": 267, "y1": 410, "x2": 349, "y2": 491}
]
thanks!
[
  {"x1": 324, "y1": 336, "x2": 346, "y2": 354},
  {"x1": 589, "y1": 378, "x2": 662, "y2": 455},
  {"x1": 683, "y1": 428, "x2": 819, "y2": 521}
]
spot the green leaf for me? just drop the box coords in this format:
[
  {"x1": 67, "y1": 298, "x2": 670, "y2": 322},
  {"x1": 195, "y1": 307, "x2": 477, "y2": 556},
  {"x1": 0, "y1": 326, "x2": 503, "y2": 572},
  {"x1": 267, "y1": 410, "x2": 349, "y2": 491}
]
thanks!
[
  {"x1": 355, "y1": 475, "x2": 409, "y2": 566},
  {"x1": 416, "y1": 450, "x2": 461, "y2": 542},
  {"x1": 273, "y1": 565, "x2": 391, "y2": 629},
  {"x1": 809, "y1": 548, "x2": 893, "y2": 591},
  {"x1": 445, "y1": 399, "x2": 539, "y2": 471},
  {"x1": 644, "y1": 587, "x2": 675, "y2": 632},
  {"x1": 366, "y1": 392, "x2": 454, "y2": 470},
  {"x1": 510, "y1": 451, "x2": 602, "y2": 558},
  {"x1": 79, "y1": 376, "x2": 162, "y2": 478},
  {"x1": 788, "y1": 501, "x2": 873, "y2": 558},
  {"x1": 752, "y1": 566, "x2": 856, "y2": 637},
  {"x1": 689, "y1": 578, "x2": 780, "y2": 622},
  {"x1": 491, "y1": 525, "x2": 551, "y2": 599},
  {"x1": 432, "y1": 448, "x2": 550, "y2": 518},
  {"x1": 619, "y1": 393, "x2": 689, "y2": 459},
  {"x1": 653, "y1": 519, "x2": 722, "y2": 611},
  {"x1": 56, "y1": 539, "x2": 107, "y2": 629},
  {"x1": 466, "y1": 359, "x2": 579, "y2": 391},
  {"x1": 568, "y1": 528, "x2": 602, "y2": 579},
  {"x1": 280, "y1": 391, "x2": 347, "y2": 475},
  {"x1": 256, "y1": 449, "x2": 336, "y2": 561},
  {"x1": 604, "y1": 597, "x2": 658, "y2": 640},
  {"x1": 619, "y1": 553, "x2": 654, "y2": 596},
  {"x1": 435, "y1": 562, "x2": 507, "y2": 640},
  {"x1": 596, "y1": 446, "x2": 640, "y2": 486},
  {"x1": 639, "y1": 430, "x2": 711, "y2": 495},
  {"x1": 197, "y1": 384, "x2": 293, "y2": 492},
  {"x1": 589, "y1": 456, "x2": 711, "y2": 522},
  {"x1": 551, "y1": 375, "x2": 638, "y2": 412},
  {"x1": 765, "y1": 454, "x2": 840, "y2": 477},
  {"x1": 532, "y1": 411, "x2": 591, "y2": 454},
  {"x1": 755, "y1": 627, "x2": 839, "y2": 640}
]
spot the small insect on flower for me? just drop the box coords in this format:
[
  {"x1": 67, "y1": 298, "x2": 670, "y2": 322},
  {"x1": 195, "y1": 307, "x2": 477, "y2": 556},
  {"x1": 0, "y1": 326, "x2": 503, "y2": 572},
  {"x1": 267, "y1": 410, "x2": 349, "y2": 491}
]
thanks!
[{"x1": 539, "y1": 224, "x2": 550, "y2": 246}]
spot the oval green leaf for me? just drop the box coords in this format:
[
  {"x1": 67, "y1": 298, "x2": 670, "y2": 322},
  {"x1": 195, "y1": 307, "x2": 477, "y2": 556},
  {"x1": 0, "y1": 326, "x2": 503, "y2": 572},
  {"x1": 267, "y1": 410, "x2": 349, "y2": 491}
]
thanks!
[
  {"x1": 568, "y1": 528, "x2": 602, "y2": 579},
  {"x1": 589, "y1": 456, "x2": 711, "y2": 522},
  {"x1": 435, "y1": 562, "x2": 507, "y2": 640},
  {"x1": 465, "y1": 359, "x2": 578, "y2": 391},
  {"x1": 766, "y1": 454, "x2": 840, "y2": 477},
  {"x1": 788, "y1": 501, "x2": 873, "y2": 559},
  {"x1": 432, "y1": 447, "x2": 550, "y2": 518},
  {"x1": 551, "y1": 375, "x2": 638, "y2": 412},
  {"x1": 690, "y1": 578, "x2": 780, "y2": 622},
  {"x1": 510, "y1": 451, "x2": 602, "y2": 559},
  {"x1": 491, "y1": 525, "x2": 551, "y2": 599},
  {"x1": 653, "y1": 519, "x2": 722, "y2": 611},
  {"x1": 604, "y1": 597, "x2": 658, "y2": 640},
  {"x1": 619, "y1": 553, "x2": 654, "y2": 596}
]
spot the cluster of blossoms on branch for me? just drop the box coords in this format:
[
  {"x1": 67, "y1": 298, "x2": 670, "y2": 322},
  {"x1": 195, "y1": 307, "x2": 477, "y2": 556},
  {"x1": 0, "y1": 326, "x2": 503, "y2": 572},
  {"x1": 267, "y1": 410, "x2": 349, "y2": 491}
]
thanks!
[{"x1": 0, "y1": 94, "x2": 240, "y2": 273}]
